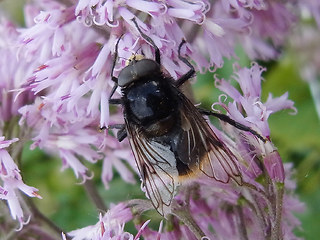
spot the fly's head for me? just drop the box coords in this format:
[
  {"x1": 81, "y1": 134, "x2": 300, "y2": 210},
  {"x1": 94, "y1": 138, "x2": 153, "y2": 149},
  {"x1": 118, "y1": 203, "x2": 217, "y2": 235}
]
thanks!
[{"x1": 118, "y1": 55, "x2": 161, "y2": 87}]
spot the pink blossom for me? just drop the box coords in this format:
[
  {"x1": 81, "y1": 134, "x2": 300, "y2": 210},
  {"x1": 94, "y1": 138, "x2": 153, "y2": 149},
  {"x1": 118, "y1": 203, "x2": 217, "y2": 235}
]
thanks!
[
  {"x1": 0, "y1": 20, "x2": 37, "y2": 122},
  {"x1": 215, "y1": 63, "x2": 296, "y2": 137},
  {"x1": 99, "y1": 129, "x2": 136, "y2": 188},
  {"x1": 0, "y1": 137, "x2": 41, "y2": 230},
  {"x1": 67, "y1": 203, "x2": 136, "y2": 240},
  {"x1": 18, "y1": 6, "x2": 77, "y2": 62},
  {"x1": 221, "y1": 0, "x2": 266, "y2": 12},
  {"x1": 19, "y1": 100, "x2": 102, "y2": 180},
  {"x1": 0, "y1": 0, "x2": 309, "y2": 237},
  {"x1": 166, "y1": 0, "x2": 208, "y2": 23}
]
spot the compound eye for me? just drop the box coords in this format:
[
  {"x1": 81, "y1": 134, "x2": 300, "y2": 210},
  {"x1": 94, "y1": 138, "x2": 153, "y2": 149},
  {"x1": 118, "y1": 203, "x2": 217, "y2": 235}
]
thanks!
[
  {"x1": 118, "y1": 59, "x2": 160, "y2": 87},
  {"x1": 118, "y1": 66, "x2": 134, "y2": 87},
  {"x1": 134, "y1": 59, "x2": 160, "y2": 77}
]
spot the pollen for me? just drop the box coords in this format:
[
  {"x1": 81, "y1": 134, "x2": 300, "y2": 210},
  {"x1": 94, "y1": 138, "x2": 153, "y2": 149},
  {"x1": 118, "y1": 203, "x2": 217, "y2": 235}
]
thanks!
[{"x1": 126, "y1": 54, "x2": 145, "y2": 66}]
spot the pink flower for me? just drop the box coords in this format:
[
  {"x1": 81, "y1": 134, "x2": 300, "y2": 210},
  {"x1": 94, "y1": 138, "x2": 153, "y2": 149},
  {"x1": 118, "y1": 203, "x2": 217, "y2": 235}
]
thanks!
[
  {"x1": 240, "y1": 1, "x2": 296, "y2": 60},
  {"x1": 19, "y1": 100, "x2": 102, "y2": 180},
  {"x1": 0, "y1": 0, "x2": 308, "y2": 237},
  {"x1": 0, "y1": 20, "x2": 37, "y2": 122},
  {"x1": 215, "y1": 63, "x2": 296, "y2": 138},
  {"x1": 99, "y1": 131, "x2": 136, "y2": 188},
  {"x1": 67, "y1": 203, "x2": 141, "y2": 240},
  {"x1": 0, "y1": 137, "x2": 41, "y2": 230},
  {"x1": 221, "y1": 0, "x2": 266, "y2": 12},
  {"x1": 18, "y1": 5, "x2": 77, "y2": 62}
]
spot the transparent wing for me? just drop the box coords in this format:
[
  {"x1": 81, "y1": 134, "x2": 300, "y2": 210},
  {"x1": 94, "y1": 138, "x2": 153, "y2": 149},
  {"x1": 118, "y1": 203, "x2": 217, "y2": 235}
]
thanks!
[
  {"x1": 178, "y1": 93, "x2": 243, "y2": 185},
  {"x1": 125, "y1": 120, "x2": 179, "y2": 216}
]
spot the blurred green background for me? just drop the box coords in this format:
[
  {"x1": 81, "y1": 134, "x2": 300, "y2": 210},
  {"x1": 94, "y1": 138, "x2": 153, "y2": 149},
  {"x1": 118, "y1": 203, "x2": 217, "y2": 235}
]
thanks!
[{"x1": 1, "y1": 0, "x2": 320, "y2": 239}]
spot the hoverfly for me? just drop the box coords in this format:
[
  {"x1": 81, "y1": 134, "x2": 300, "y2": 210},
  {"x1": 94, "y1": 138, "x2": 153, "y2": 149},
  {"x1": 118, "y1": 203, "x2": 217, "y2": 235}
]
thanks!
[{"x1": 106, "y1": 19, "x2": 265, "y2": 216}]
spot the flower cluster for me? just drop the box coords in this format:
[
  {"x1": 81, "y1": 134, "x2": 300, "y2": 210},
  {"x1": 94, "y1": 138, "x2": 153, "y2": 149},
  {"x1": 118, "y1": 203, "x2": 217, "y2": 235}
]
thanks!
[
  {"x1": 0, "y1": 20, "x2": 42, "y2": 230},
  {"x1": 0, "y1": 136, "x2": 41, "y2": 230},
  {"x1": 0, "y1": 0, "x2": 317, "y2": 239},
  {"x1": 65, "y1": 203, "x2": 137, "y2": 240}
]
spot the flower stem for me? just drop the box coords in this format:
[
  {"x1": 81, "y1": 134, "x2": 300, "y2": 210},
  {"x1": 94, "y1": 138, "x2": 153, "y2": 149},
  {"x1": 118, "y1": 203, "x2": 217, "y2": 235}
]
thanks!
[
  {"x1": 126, "y1": 199, "x2": 154, "y2": 215},
  {"x1": 243, "y1": 182, "x2": 275, "y2": 219},
  {"x1": 171, "y1": 199, "x2": 205, "y2": 239},
  {"x1": 24, "y1": 196, "x2": 72, "y2": 240},
  {"x1": 83, "y1": 179, "x2": 108, "y2": 212},
  {"x1": 171, "y1": 185, "x2": 205, "y2": 239},
  {"x1": 271, "y1": 182, "x2": 284, "y2": 240},
  {"x1": 235, "y1": 205, "x2": 249, "y2": 240},
  {"x1": 243, "y1": 195, "x2": 267, "y2": 237}
]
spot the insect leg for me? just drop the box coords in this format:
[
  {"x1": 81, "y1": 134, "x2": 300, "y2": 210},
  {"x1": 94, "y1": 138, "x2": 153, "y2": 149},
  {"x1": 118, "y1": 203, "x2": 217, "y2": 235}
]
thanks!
[
  {"x1": 132, "y1": 18, "x2": 161, "y2": 65},
  {"x1": 108, "y1": 124, "x2": 127, "y2": 142},
  {"x1": 108, "y1": 77, "x2": 122, "y2": 104},
  {"x1": 117, "y1": 127, "x2": 127, "y2": 142},
  {"x1": 176, "y1": 40, "x2": 195, "y2": 88},
  {"x1": 109, "y1": 98, "x2": 122, "y2": 105},
  {"x1": 199, "y1": 108, "x2": 266, "y2": 142},
  {"x1": 109, "y1": 36, "x2": 123, "y2": 104}
]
